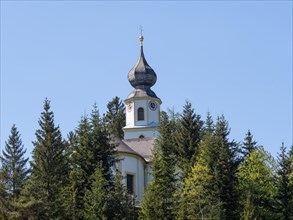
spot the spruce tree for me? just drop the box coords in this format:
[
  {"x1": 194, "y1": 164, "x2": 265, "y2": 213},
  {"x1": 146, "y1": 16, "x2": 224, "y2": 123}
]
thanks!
[
  {"x1": 242, "y1": 129, "x2": 257, "y2": 159},
  {"x1": 275, "y1": 143, "x2": 293, "y2": 219},
  {"x1": 289, "y1": 144, "x2": 293, "y2": 220},
  {"x1": 65, "y1": 115, "x2": 95, "y2": 219},
  {"x1": 202, "y1": 112, "x2": 214, "y2": 136},
  {"x1": 61, "y1": 167, "x2": 85, "y2": 220},
  {"x1": 0, "y1": 170, "x2": 9, "y2": 220},
  {"x1": 237, "y1": 147, "x2": 277, "y2": 219},
  {"x1": 0, "y1": 124, "x2": 29, "y2": 217},
  {"x1": 140, "y1": 111, "x2": 179, "y2": 220},
  {"x1": 65, "y1": 104, "x2": 118, "y2": 219},
  {"x1": 72, "y1": 104, "x2": 117, "y2": 181},
  {"x1": 18, "y1": 99, "x2": 68, "y2": 219},
  {"x1": 71, "y1": 116, "x2": 92, "y2": 175},
  {"x1": 104, "y1": 96, "x2": 125, "y2": 139},
  {"x1": 175, "y1": 101, "x2": 203, "y2": 178},
  {"x1": 213, "y1": 115, "x2": 239, "y2": 219},
  {"x1": 84, "y1": 162, "x2": 109, "y2": 220},
  {"x1": 84, "y1": 165, "x2": 134, "y2": 220},
  {"x1": 289, "y1": 144, "x2": 293, "y2": 217},
  {"x1": 91, "y1": 104, "x2": 117, "y2": 182}
]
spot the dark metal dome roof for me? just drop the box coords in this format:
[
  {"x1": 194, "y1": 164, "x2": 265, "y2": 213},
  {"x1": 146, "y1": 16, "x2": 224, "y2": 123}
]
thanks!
[
  {"x1": 127, "y1": 88, "x2": 158, "y2": 99},
  {"x1": 128, "y1": 36, "x2": 157, "y2": 91}
]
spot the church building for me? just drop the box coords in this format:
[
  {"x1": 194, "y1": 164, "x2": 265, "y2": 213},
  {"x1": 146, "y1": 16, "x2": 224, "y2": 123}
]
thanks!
[{"x1": 116, "y1": 34, "x2": 161, "y2": 204}]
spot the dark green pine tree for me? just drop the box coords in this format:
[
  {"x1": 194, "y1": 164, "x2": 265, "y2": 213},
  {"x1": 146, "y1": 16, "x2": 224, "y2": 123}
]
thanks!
[
  {"x1": 84, "y1": 162, "x2": 109, "y2": 220},
  {"x1": 175, "y1": 101, "x2": 203, "y2": 179},
  {"x1": 0, "y1": 170, "x2": 9, "y2": 220},
  {"x1": 64, "y1": 115, "x2": 94, "y2": 219},
  {"x1": 140, "y1": 111, "x2": 179, "y2": 220},
  {"x1": 66, "y1": 104, "x2": 118, "y2": 219},
  {"x1": 202, "y1": 112, "x2": 214, "y2": 136},
  {"x1": 83, "y1": 164, "x2": 134, "y2": 220},
  {"x1": 72, "y1": 104, "x2": 117, "y2": 181},
  {"x1": 61, "y1": 167, "x2": 85, "y2": 220},
  {"x1": 0, "y1": 125, "x2": 29, "y2": 217},
  {"x1": 71, "y1": 115, "x2": 92, "y2": 175},
  {"x1": 59, "y1": 130, "x2": 85, "y2": 220},
  {"x1": 108, "y1": 170, "x2": 136, "y2": 219},
  {"x1": 275, "y1": 142, "x2": 293, "y2": 220},
  {"x1": 200, "y1": 112, "x2": 216, "y2": 170},
  {"x1": 18, "y1": 99, "x2": 68, "y2": 219},
  {"x1": 289, "y1": 144, "x2": 293, "y2": 218},
  {"x1": 242, "y1": 129, "x2": 257, "y2": 159},
  {"x1": 213, "y1": 115, "x2": 240, "y2": 220},
  {"x1": 104, "y1": 96, "x2": 126, "y2": 139},
  {"x1": 90, "y1": 104, "x2": 117, "y2": 182}
]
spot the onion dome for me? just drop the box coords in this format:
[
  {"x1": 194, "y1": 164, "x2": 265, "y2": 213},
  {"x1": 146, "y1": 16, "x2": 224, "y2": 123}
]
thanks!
[{"x1": 127, "y1": 35, "x2": 157, "y2": 98}]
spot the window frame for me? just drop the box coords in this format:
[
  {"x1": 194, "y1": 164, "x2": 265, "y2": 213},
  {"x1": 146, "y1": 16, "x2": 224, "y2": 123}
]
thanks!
[
  {"x1": 126, "y1": 173, "x2": 135, "y2": 194},
  {"x1": 137, "y1": 107, "x2": 145, "y2": 121}
]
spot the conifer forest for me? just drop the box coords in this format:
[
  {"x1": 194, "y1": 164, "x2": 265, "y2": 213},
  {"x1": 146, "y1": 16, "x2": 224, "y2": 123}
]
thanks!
[{"x1": 1, "y1": 97, "x2": 293, "y2": 220}]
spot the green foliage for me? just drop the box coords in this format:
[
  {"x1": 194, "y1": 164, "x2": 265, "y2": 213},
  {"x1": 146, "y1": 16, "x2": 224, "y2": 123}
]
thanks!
[
  {"x1": 0, "y1": 170, "x2": 9, "y2": 220},
  {"x1": 242, "y1": 130, "x2": 258, "y2": 159},
  {"x1": 178, "y1": 163, "x2": 224, "y2": 220},
  {"x1": 237, "y1": 147, "x2": 277, "y2": 219},
  {"x1": 63, "y1": 104, "x2": 118, "y2": 219},
  {"x1": 289, "y1": 145, "x2": 293, "y2": 220},
  {"x1": 201, "y1": 112, "x2": 214, "y2": 136},
  {"x1": 140, "y1": 111, "x2": 179, "y2": 220},
  {"x1": 84, "y1": 162, "x2": 109, "y2": 220},
  {"x1": 104, "y1": 96, "x2": 126, "y2": 139},
  {"x1": 175, "y1": 101, "x2": 203, "y2": 179},
  {"x1": 15, "y1": 175, "x2": 48, "y2": 219},
  {"x1": 2, "y1": 96, "x2": 292, "y2": 219},
  {"x1": 108, "y1": 170, "x2": 136, "y2": 219},
  {"x1": 18, "y1": 99, "x2": 68, "y2": 219},
  {"x1": 90, "y1": 104, "x2": 118, "y2": 182},
  {"x1": 61, "y1": 167, "x2": 86, "y2": 220},
  {"x1": 0, "y1": 125, "x2": 29, "y2": 219},
  {"x1": 72, "y1": 104, "x2": 117, "y2": 181},
  {"x1": 84, "y1": 164, "x2": 134, "y2": 220},
  {"x1": 242, "y1": 193, "x2": 256, "y2": 220},
  {"x1": 213, "y1": 115, "x2": 240, "y2": 219},
  {"x1": 178, "y1": 114, "x2": 225, "y2": 220},
  {"x1": 275, "y1": 143, "x2": 293, "y2": 220}
]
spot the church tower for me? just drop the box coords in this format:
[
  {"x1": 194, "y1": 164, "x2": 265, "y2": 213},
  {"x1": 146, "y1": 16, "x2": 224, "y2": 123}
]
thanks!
[
  {"x1": 117, "y1": 34, "x2": 160, "y2": 204},
  {"x1": 123, "y1": 35, "x2": 162, "y2": 139}
]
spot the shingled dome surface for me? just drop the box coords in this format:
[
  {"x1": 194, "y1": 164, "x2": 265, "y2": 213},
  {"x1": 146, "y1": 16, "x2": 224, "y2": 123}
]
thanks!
[{"x1": 127, "y1": 35, "x2": 158, "y2": 99}]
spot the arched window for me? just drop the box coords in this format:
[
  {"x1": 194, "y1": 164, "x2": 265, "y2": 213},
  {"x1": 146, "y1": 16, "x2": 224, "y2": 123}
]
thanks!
[{"x1": 137, "y1": 107, "x2": 144, "y2": 121}]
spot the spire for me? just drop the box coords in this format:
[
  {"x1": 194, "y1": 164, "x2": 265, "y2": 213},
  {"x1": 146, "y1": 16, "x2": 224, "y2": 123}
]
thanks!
[
  {"x1": 139, "y1": 25, "x2": 144, "y2": 46},
  {"x1": 127, "y1": 33, "x2": 157, "y2": 98}
]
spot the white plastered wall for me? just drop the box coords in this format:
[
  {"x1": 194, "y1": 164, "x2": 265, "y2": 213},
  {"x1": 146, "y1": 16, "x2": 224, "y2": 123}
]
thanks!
[
  {"x1": 123, "y1": 129, "x2": 158, "y2": 140},
  {"x1": 125, "y1": 99, "x2": 160, "y2": 127},
  {"x1": 119, "y1": 154, "x2": 145, "y2": 204}
]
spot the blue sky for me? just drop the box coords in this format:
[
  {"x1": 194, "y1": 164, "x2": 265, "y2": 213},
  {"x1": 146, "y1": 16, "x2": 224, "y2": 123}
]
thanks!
[{"x1": 1, "y1": 1, "x2": 292, "y2": 159}]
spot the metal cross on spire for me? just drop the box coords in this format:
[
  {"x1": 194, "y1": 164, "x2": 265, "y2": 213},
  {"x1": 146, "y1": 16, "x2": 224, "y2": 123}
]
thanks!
[{"x1": 140, "y1": 25, "x2": 143, "y2": 36}]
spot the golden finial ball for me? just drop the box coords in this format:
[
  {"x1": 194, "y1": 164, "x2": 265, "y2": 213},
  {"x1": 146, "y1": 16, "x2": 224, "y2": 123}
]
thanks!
[{"x1": 139, "y1": 35, "x2": 144, "y2": 42}]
